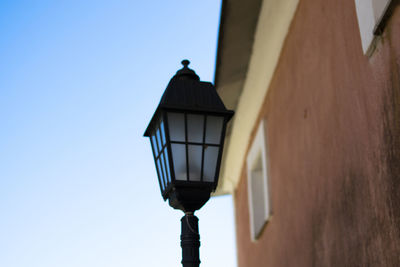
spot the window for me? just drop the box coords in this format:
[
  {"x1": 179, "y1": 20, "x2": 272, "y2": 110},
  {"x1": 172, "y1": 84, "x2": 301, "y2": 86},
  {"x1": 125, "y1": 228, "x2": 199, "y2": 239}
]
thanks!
[
  {"x1": 246, "y1": 120, "x2": 271, "y2": 240},
  {"x1": 355, "y1": 0, "x2": 395, "y2": 55}
]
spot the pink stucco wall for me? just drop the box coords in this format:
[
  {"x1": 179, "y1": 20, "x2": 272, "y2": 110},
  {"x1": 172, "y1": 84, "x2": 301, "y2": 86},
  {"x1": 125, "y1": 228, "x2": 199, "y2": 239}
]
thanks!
[{"x1": 234, "y1": 1, "x2": 400, "y2": 266}]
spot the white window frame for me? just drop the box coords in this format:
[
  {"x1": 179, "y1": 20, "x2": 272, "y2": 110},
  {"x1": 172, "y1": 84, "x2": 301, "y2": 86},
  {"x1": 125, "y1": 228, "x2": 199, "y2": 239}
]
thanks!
[
  {"x1": 355, "y1": 0, "x2": 394, "y2": 55},
  {"x1": 246, "y1": 120, "x2": 271, "y2": 241}
]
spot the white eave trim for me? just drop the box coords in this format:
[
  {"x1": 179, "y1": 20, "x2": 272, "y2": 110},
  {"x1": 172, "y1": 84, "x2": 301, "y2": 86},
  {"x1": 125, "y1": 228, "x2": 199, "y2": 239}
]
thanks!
[{"x1": 215, "y1": 0, "x2": 299, "y2": 195}]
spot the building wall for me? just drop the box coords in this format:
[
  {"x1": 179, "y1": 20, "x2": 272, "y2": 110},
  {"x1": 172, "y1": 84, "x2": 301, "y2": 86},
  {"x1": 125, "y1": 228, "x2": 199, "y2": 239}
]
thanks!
[{"x1": 234, "y1": 1, "x2": 400, "y2": 266}]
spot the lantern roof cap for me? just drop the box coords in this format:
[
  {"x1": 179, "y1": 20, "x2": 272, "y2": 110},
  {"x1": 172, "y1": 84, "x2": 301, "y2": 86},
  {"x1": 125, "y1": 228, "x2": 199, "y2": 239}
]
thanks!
[{"x1": 144, "y1": 60, "x2": 234, "y2": 137}]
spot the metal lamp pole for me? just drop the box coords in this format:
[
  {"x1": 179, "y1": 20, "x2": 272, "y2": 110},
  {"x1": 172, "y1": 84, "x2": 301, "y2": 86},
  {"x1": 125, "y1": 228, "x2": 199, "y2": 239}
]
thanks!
[{"x1": 181, "y1": 213, "x2": 200, "y2": 267}]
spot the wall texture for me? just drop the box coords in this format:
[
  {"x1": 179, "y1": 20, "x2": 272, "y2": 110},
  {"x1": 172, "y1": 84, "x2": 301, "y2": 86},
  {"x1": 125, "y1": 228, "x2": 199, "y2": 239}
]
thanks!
[{"x1": 234, "y1": 1, "x2": 400, "y2": 266}]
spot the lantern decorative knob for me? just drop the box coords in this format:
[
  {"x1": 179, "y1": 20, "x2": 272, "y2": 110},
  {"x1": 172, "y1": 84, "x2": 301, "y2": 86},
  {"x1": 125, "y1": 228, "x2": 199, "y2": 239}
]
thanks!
[
  {"x1": 181, "y1": 59, "x2": 190, "y2": 68},
  {"x1": 175, "y1": 59, "x2": 199, "y2": 81}
]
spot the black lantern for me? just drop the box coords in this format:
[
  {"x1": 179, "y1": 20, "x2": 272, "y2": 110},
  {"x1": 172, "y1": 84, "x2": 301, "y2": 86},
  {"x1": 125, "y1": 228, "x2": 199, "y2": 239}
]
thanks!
[
  {"x1": 144, "y1": 60, "x2": 234, "y2": 267},
  {"x1": 144, "y1": 60, "x2": 234, "y2": 213}
]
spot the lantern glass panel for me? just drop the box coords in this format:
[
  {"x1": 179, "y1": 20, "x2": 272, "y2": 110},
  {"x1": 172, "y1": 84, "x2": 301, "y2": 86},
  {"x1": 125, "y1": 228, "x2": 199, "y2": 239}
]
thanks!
[
  {"x1": 159, "y1": 155, "x2": 168, "y2": 189},
  {"x1": 160, "y1": 152, "x2": 169, "y2": 186},
  {"x1": 203, "y1": 146, "x2": 220, "y2": 182},
  {"x1": 151, "y1": 134, "x2": 159, "y2": 157},
  {"x1": 160, "y1": 120, "x2": 166, "y2": 145},
  {"x1": 150, "y1": 134, "x2": 157, "y2": 157},
  {"x1": 205, "y1": 116, "x2": 224, "y2": 144},
  {"x1": 151, "y1": 134, "x2": 163, "y2": 191},
  {"x1": 188, "y1": 145, "x2": 202, "y2": 181},
  {"x1": 171, "y1": 143, "x2": 187, "y2": 180},
  {"x1": 156, "y1": 127, "x2": 162, "y2": 152},
  {"x1": 168, "y1": 112, "x2": 185, "y2": 142},
  {"x1": 187, "y1": 114, "x2": 204, "y2": 143},
  {"x1": 163, "y1": 149, "x2": 172, "y2": 183},
  {"x1": 156, "y1": 158, "x2": 165, "y2": 191}
]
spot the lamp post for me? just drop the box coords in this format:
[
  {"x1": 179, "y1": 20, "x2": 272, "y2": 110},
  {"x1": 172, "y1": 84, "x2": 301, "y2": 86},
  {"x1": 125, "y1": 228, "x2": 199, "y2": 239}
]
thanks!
[{"x1": 144, "y1": 60, "x2": 234, "y2": 267}]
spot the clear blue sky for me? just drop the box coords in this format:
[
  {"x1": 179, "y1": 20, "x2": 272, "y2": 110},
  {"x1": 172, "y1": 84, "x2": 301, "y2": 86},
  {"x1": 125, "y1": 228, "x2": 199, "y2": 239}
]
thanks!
[{"x1": 0, "y1": 1, "x2": 237, "y2": 267}]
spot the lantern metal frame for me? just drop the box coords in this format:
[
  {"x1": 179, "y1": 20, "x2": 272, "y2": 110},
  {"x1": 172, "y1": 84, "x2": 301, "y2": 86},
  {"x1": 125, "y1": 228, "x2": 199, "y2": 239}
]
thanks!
[
  {"x1": 144, "y1": 60, "x2": 233, "y2": 213},
  {"x1": 143, "y1": 60, "x2": 234, "y2": 267}
]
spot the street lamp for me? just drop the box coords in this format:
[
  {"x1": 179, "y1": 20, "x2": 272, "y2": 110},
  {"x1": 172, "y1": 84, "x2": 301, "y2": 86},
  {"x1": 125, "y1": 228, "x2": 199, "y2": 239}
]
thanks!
[{"x1": 144, "y1": 60, "x2": 234, "y2": 267}]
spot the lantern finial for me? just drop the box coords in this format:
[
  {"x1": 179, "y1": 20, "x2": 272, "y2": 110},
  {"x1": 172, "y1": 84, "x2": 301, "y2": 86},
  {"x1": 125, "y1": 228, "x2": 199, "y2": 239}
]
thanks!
[
  {"x1": 175, "y1": 59, "x2": 199, "y2": 81},
  {"x1": 181, "y1": 59, "x2": 190, "y2": 68}
]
